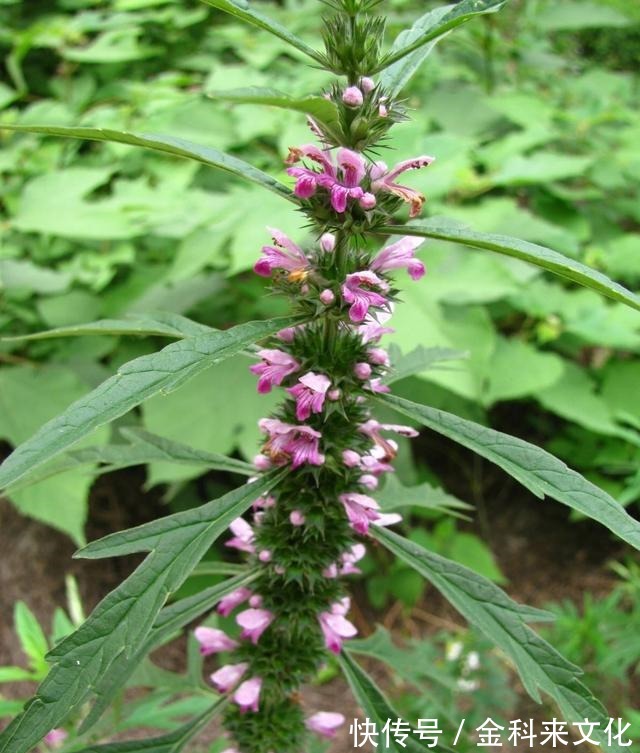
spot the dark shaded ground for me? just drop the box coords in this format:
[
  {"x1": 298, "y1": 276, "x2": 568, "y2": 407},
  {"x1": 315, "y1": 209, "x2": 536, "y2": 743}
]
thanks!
[{"x1": 0, "y1": 432, "x2": 632, "y2": 750}]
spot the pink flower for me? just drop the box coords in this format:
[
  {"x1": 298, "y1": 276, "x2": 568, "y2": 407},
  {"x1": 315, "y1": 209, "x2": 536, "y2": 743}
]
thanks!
[
  {"x1": 222, "y1": 749, "x2": 241, "y2": 753},
  {"x1": 194, "y1": 627, "x2": 238, "y2": 655},
  {"x1": 341, "y1": 271, "x2": 389, "y2": 322},
  {"x1": 359, "y1": 419, "x2": 419, "y2": 461},
  {"x1": 320, "y1": 288, "x2": 335, "y2": 305},
  {"x1": 287, "y1": 372, "x2": 331, "y2": 421},
  {"x1": 216, "y1": 588, "x2": 251, "y2": 617},
  {"x1": 343, "y1": 86, "x2": 364, "y2": 107},
  {"x1": 340, "y1": 543, "x2": 367, "y2": 575},
  {"x1": 44, "y1": 730, "x2": 68, "y2": 748},
  {"x1": 319, "y1": 604, "x2": 358, "y2": 653},
  {"x1": 371, "y1": 156, "x2": 435, "y2": 217},
  {"x1": 254, "y1": 228, "x2": 310, "y2": 278},
  {"x1": 368, "y1": 347, "x2": 390, "y2": 366},
  {"x1": 286, "y1": 145, "x2": 371, "y2": 213},
  {"x1": 354, "y1": 362, "x2": 372, "y2": 380},
  {"x1": 373, "y1": 512, "x2": 403, "y2": 528},
  {"x1": 339, "y1": 492, "x2": 382, "y2": 535},
  {"x1": 211, "y1": 662, "x2": 249, "y2": 692},
  {"x1": 226, "y1": 517, "x2": 255, "y2": 554},
  {"x1": 260, "y1": 418, "x2": 325, "y2": 468},
  {"x1": 367, "y1": 378, "x2": 391, "y2": 394},
  {"x1": 290, "y1": 509, "x2": 306, "y2": 526},
  {"x1": 306, "y1": 711, "x2": 346, "y2": 739},
  {"x1": 233, "y1": 677, "x2": 263, "y2": 713},
  {"x1": 249, "y1": 349, "x2": 300, "y2": 394},
  {"x1": 371, "y1": 236, "x2": 426, "y2": 280},
  {"x1": 320, "y1": 232, "x2": 336, "y2": 252},
  {"x1": 342, "y1": 449, "x2": 361, "y2": 467},
  {"x1": 236, "y1": 608, "x2": 274, "y2": 644}
]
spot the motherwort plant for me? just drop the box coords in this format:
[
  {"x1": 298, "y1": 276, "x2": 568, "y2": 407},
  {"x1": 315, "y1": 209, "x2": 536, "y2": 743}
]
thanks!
[{"x1": 1, "y1": 1, "x2": 640, "y2": 753}]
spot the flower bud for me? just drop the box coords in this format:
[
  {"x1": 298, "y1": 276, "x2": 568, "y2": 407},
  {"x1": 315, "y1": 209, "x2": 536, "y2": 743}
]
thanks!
[
  {"x1": 290, "y1": 510, "x2": 306, "y2": 526},
  {"x1": 354, "y1": 362, "x2": 372, "y2": 379},
  {"x1": 253, "y1": 453, "x2": 272, "y2": 471},
  {"x1": 258, "y1": 550, "x2": 272, "y2": 563},
  {"x1": 342, "y1": 86, "x2": 364, "y2": 107},
  {"x1": 368, "y1": 347, "x2": 390, "y2": 366},
  {"x1": 320, "y1": 289, "x2": 335, "y2": 305},
  {"x1": 328, "y1": 388, "x2": 341, "y2": 401},
  {"x1": 320, "y1": 232, "x2": 336, "y2": 252},
  {"x1": 359, "y1": 474, "x2": 378, "y2": 490},
  {"x1": 342, "y1": 449, "x2": 361, "y2": 467},
  {"x1": 359, "y1": 76, "x2": 375, "y2": 93},
  {"x1": 359, "y1": 192, "x2": 376, "y2": 210}
]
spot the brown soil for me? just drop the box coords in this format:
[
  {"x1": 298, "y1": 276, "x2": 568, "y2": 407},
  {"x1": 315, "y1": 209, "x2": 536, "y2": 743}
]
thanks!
[{"x1": 0, "y1": 434, "x2": 634, "y2": 751}]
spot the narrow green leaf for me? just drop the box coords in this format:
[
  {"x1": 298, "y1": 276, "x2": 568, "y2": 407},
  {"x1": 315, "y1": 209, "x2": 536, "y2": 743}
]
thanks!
[
  {"x1": 2, "y1": 313, "x2": 213, "y2": 342},
  {"x1": 199, "y1": 0, "x2": 322, "y2": 63},
  {"x1": 80, "y1": 571, "x2": 257, "y2": 732},
  {"x1": 208, "y1": 87, "x2": 340, "y2": 130},
  {"x1": 74, "y1": 697, "x2": 226, "y2": 753},
  {"x1": 374, "y1": 0, "x2": 507, "y2": 75},
  {"x1": 372, "y1": 527, "x2": 625, "y2": 753},
  {"x1": 382, "y1": 220, "x2": 640, "y2": 313},
  {"x1": 13, "y1": 604, "x2": 48, "y2": 675},
  {"x1": 339, "y1": 652, "x2": 455, "y2": 753},
  {"x1": 377, "y1": 475, "x2": 471, "y2": 517},
  {"x1": 384, "y1": 345, "x2": 468, "y2": 385},
  {"x1": 0, "y1": 472, "x2": 283, "y2": 753},
  {"x1": 4, "y1": 429, "x2": 254, "y2": 494},
  {"x1": 0, "y1": 669, "x2": 35, "y2": 684},
  {"x1": 0, "y1": 316, "x2": 301, "y2": 491},
  {"x1": 0, "y1": 125, "x2": 294, "y2": 202},
  {"x1": 378, "y1": 393, "x2": 640, "y2": 552}
]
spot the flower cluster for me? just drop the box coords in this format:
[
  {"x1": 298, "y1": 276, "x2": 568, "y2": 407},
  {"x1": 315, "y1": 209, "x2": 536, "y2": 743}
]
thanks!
[{"x1": 192, "y1": 46, "x2": 430, "y2": 753}]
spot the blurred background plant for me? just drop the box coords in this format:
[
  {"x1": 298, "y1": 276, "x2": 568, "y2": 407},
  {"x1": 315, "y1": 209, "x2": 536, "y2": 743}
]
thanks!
[{"x1": 1, "y1": 0, "x2": 639, "y2": 743}]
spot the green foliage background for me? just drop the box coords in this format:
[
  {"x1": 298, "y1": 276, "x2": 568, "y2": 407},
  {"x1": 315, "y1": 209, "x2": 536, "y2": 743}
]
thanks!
[{"x1": 0, "y1": 0, "x2": 639, "y2": 547}]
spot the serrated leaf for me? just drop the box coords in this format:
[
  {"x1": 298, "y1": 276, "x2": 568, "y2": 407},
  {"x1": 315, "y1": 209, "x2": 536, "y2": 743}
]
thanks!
[
  {"x1": 13, "y1": 603, "x2": 49, "y2": 676},
  {"x1": 382, "y1": 220, "x2": 640, "y2": 313},
  {"x1": 0, "y1": 125, "x2": 294, "y2": 202},
  {"x1": 377, "y1": 393, "x2": 640, "y2": 551},
  {"x1": 208, "y1": 87, "x2": 340, "y2": 130},
  {"x1": 2, "y1": 313, "x2": 213, "y2": 342},
  {"x1": 377, "y1": 475, "x2": 470, "y2": 517},
  {"x1": 385, "y1": 345, "x2": 468, "y2": 385},
  {"x1": 375, "y1": 0, "x2": 507, "y2": 75},
  {"x1": 339, "y1": 652, "x2": 455, "y2": 753},
  {"x1": 372, "y1": 527, "x2": 625, "y2": 753},
  {"x1": 199, "y1": 0, "x2": 322, "y2": 62},
  {"x1": 0, "y1": 316, "x2": 301, "y2": 491},
  {"x1": 4, "y1": 429, "x2": 254, "y2": 495},
  {"x1": 80, "y1": 571, "x2": 257, "y2": 732},
  {"x1": 74, "y1": 697, "x2": 226, "y2": 753},
  {"x1": 0, "y1": 473, "x2": 282, "y2": 753}
]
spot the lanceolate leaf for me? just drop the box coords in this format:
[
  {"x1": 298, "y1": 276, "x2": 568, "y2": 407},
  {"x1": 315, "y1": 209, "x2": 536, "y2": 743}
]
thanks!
[
  {"x1": 374, "y1": 0, "x2": 507, "y2": 75},
  {"x1": 0, "y1": 316, "x2": 301, "y2": 491},
  {"x1": 339, "y1": 652, "x2": 455, "y2": 753},
  {"x1": 199, "y1": 0, "x2": 322, "y2": 63},
  {"x1": 74, "y1": 697, "x2": 227, "y2": 753},
  {"x1": 208, "y1": 87, "x2": 340, "y2": 132},
  {"x1": 0, "y1": 473, "x2": 283, "y2": 753},
  {"x1": 2, "y1": 313, "x2": 213, "y2": 342},
  {"x1": 378, "y1": 6, "x2": 453, "y2": 96},
  {"x1": 80, "y1": 571, "x2": 257, "y2": 732},
  {"x1": 372, "y1": 527, "x2": 625, "y2": 753},
  {"x1": 0, "y1": 126, "x2": 294, "y2": 201},
  {"x1": 384, "y1": 345, "x2": 468, "y2": 384},
  {"x1": 382, "y1": 220, "x2": 640, "y2": 313},
  {"x1": 378, "y1": 393, "x2": 640, "y2": 551},
  {"x1": 3, "y1": 430, "x2": 254, "y2": 495}
]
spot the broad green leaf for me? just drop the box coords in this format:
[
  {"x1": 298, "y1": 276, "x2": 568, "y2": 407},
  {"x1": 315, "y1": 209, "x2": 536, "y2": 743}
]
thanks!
[
  {"x1": 4, "y1": 428, "x2": 254, "y2": 495},
  {"x1": 75, "y1": 697, "x2": 226, "y2": 753},
  {"x1": 339, "y1": 652, "x2": 454, "y2": 753},
  {"x1": 382, "y1": 220, "x2": 640, "y2": 313},
  {"x1": 208, "y1": 87, "x2": 340, "y2": 130},
  {"x1": 0, "y1": 125, "x2": 294, "y2": 202},
  {"x1": 377, "y1": 393, "x2": 640, "y2": 551},
  {"x1": 385, "y1": 345, "x2": 468, "y2": 385},
  {"x1": 374, "y1": 0, "x2": 507, "y2": 74},
  {"x1": 199, "y1": 0, "x2": 322, "y2": 63},
  {"x1": 492, "y1": 152, "x2": 593, "y2": 186},
  {"x1": 0, "y1": 316, "x2": 301, "y2": 491},
  {"x1": 537, "y1": 1, "x2": 632, "y2": 30},
  {"x1": 377, "y1": 475, "x2": 470, "y2": 517},
  {"x1": 372, "y1": 527, "x2": 624, "y2": 753},
  {"x1": 2, "y1": 313, "x2": 213, "y2": 342},
  {"x1": 0, "y1": 473, "x2": 282, "y2": 753}
]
